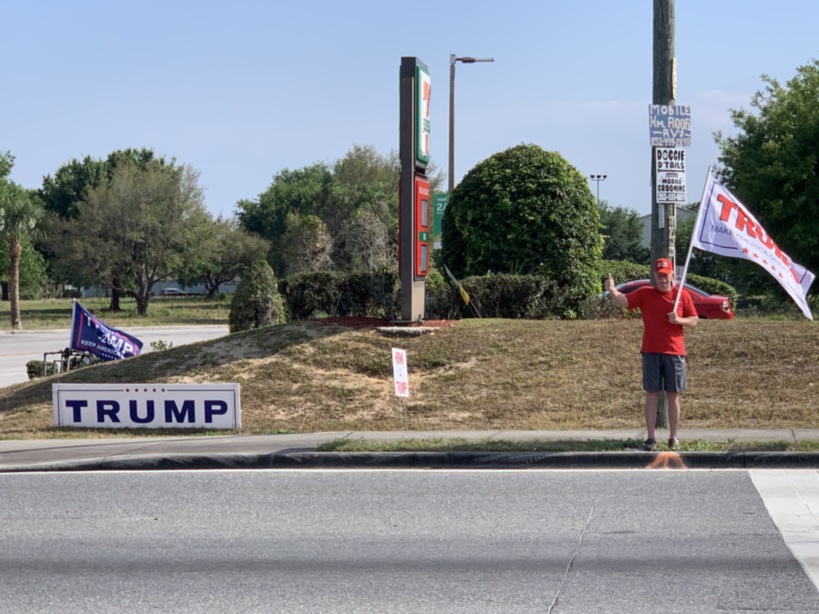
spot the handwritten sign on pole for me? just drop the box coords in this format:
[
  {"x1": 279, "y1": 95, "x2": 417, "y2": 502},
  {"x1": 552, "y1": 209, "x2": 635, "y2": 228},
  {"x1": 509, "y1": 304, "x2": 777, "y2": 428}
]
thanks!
[{"x1": 648, "y1": 104, "x2": 692, "y2": 147}]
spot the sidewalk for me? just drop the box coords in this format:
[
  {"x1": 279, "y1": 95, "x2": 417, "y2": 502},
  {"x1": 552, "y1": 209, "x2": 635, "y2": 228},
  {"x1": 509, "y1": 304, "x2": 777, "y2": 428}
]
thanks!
[{"x1": 1, "y1": 429, "x2": 819, "y2": 472}]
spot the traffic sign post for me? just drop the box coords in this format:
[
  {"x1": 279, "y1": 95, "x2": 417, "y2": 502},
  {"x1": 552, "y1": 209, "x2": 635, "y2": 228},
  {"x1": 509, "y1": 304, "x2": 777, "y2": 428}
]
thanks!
[{"x1": 432, "y1": 193, "x2": 448, "y2": 249}]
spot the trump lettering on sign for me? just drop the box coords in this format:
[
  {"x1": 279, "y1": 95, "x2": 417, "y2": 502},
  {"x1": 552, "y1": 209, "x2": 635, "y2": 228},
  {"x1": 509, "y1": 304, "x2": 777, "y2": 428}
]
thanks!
[{"x1": 52, "y1": 383, "x2": 241, "y2": 429}]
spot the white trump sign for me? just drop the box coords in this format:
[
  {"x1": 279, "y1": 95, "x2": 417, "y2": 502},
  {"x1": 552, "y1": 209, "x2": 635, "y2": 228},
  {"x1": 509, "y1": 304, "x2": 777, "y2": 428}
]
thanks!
[{"x1": 52, "y1": 383, "x2": 241, "y2": 429}]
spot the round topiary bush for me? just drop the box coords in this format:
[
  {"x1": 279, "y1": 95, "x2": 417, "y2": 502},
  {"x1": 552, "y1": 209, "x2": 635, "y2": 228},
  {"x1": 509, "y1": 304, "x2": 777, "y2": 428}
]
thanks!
[
  {"x1": 229, "y1": 260, "x2": 284, "y2": 333},
  {"x1": 441, "y1": 144, "x2": 603, "y2": 316}
]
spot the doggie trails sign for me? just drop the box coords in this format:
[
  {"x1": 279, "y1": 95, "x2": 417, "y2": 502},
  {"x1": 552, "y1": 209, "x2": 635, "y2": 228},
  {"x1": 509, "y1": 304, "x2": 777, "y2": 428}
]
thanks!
[{"x1": 52, "y1": 383, "x2": 241, "y2": 429}]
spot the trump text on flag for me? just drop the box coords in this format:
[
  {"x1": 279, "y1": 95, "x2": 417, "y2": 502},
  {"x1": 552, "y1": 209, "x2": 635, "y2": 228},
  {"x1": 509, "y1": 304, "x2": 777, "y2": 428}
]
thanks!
[
  {"x1": 689, "y1": 172, "x2": 815, "y2": 320},
  {"x1": 70, "y1": 301, "x2": 143, "y2": 361}
]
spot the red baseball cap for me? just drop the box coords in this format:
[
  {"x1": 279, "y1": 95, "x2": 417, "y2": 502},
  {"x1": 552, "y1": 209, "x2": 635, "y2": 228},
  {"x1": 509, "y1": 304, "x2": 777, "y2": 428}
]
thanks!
[{"x1": 654, "y1": 258, "x2": 673, "y2": 275}]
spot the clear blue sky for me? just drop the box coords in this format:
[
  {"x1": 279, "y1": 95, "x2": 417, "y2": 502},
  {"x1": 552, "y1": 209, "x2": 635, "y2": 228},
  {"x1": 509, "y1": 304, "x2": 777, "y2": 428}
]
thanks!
[{"x1": 2, "y1": 1, "x2": 817, "y2": 219}]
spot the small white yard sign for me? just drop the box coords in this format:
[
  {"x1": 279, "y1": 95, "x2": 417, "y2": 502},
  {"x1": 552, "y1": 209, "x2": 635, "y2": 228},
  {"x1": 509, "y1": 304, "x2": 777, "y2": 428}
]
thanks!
[{"x1": 392, "y1": 348, "x2": 409, "y2": 398}]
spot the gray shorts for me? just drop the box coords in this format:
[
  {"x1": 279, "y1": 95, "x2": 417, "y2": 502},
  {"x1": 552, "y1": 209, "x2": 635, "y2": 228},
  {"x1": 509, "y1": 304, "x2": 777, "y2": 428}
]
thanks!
[{"x1": 642, "y1": 353, "x2": 687, "y2": 393}]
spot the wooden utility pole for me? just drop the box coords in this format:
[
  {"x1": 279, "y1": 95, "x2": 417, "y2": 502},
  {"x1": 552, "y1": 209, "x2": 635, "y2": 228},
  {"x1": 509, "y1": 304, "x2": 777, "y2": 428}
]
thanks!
[
  {"x1": 652, "y1": 0, "x2": 675, "y2": 428},
  {"x1": 651, "y1": 0, "x2": 676, "y2": 271}
]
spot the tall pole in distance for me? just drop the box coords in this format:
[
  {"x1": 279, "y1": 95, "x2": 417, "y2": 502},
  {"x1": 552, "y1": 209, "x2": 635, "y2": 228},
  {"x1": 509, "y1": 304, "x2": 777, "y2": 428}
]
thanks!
[
  {"x1": 590, "y1": 174, "x2": 607, "y2": 205},
  {"x1": 651, "y1": 0, "x2": 675, "y2": 429},
  {"x1": 448, "y1": 55, "x2": 456, "y2": 195},
  {"x1": 449, "y1": 55, "x2": 494, "y2": 194},
  {"x1": 651, "y1": 0, "x2": 676, "y2": 276}
]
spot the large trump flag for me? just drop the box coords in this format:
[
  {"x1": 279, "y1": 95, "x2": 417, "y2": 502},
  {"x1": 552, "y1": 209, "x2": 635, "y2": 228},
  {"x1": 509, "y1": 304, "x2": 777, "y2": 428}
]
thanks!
[
  {"x1": 69, "y1": 301, "x2": 144, "y2": 361},
  {"x1": 682, "y1": 171, "x2": 815, "y2": 320}
]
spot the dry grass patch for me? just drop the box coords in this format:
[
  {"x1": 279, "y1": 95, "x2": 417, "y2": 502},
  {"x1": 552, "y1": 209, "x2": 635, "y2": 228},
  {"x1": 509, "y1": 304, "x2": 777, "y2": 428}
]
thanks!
[{"x1": 1, "y1": 318, "x2": 818, "y2": 437}]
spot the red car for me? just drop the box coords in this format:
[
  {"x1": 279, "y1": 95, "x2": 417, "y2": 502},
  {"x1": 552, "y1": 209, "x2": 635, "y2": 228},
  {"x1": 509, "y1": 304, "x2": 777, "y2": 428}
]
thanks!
[{"x1": 602, "y1": 279, "x2": 735, "y2": 320}]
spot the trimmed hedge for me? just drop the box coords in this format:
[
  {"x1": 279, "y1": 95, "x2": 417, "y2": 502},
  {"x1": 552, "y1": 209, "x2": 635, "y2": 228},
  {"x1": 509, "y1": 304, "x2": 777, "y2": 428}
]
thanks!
[
  {"x1": 279, "y1": 271, "x2": 348, "y2": 320},
  {"x1": 459, "y1": 274, "x2": 549, "y2": 319},
  {"x1": 277, "y1": 262, "x2": 738, "y2": 322},
  {"x1": 279, "y1": 269, "x2": 400, "y2": 321},
  {"x1": 425, "y1": 273, "x2": 592, "y2": 320},
  {"x1": 686, "y1": 273, "x2": 738, "y2": 306}
]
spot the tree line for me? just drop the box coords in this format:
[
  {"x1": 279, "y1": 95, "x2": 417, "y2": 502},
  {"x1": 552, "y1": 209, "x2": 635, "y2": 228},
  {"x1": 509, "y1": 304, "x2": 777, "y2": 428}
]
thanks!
[
  {"x1": 0, "y1": 149, "x2": 270, "y2": 327},
  {"x1": 3, "y1": 58, "x2": 819, "y2": 328},
  {"x1": 0, "y1": 144, "x2": 445, "y2": 329}
]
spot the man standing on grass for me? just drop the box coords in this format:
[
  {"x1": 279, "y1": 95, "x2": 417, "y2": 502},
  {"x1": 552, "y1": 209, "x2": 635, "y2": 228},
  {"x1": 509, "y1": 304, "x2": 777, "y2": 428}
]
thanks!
[{"x1": 605, "y1": 258, "x2": 699, "y2": 451}]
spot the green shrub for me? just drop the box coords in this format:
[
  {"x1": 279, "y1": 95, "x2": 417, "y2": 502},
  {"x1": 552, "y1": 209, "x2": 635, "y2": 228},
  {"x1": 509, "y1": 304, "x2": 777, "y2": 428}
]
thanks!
[
  {"x1": 229, "y1": 260, "x2": 284, "y2": 333},
  {"x1": 365, "y1": 266, "x2": 400, "y2": 321},
  {"x1": 27, "y1": 360, "x2": 57, "y2": 379},
  {"x1": 686, "y1": 273, "x2": 738, "y2": 306},
  {"x1": 26, "y1": 353, "x2": 100, "y2": 380},
  {"x1": 461, "y1": 274, "x2": 549, "y2": 319},
  {"x1": 341, "y1": 270, "x2": 400, "y2": 319},
  {"x1": 279, "y1": 271, "x2": 347, "y2": 320},
  {"x1": 344, "y1": 272, "x2": 373, "y2": 317},
  {"x1": 442, "y1": 144, "x2": 602, "y2": 315},
  {"x1": 429, "y1": 271, "x2": 605, "y2": 320},
  {"x1": 736, "y1": 292, "x2": 815, "y2": 320},
  {"x1": 425, "y1": 284, "x2": 461, "y2": 320},
  {"x1": 599, "y1": 259, "x2": 649, "y2": 285},
  {"x1": 279, "y1": 269, "x2": 401, "y2": 321},
  {"x1": 424, "y1": 266, "x2": 458, "y2": 320}
]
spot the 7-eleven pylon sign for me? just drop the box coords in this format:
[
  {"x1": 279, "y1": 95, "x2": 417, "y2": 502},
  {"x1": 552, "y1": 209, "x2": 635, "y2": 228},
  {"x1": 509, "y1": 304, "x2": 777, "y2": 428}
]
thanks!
[{"x1": 415, "y1": 63, "x2": 431, "y2": 166}]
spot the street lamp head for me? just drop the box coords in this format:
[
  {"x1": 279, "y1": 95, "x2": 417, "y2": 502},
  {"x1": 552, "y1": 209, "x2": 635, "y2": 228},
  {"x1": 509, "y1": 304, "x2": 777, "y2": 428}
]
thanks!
[
  {"x1": 590, "y1": 174, "x2": 607, "y2": 204},
  {"x1": 449, "y1": 54, "x2": 495, "y2": 193},
  {"x1": 453, "y1": 56, "x2": 495, "y2": 64}
]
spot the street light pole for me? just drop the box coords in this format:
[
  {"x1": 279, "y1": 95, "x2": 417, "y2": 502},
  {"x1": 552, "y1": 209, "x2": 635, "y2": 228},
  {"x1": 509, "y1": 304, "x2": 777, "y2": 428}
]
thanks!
[
  {"x1": 590, "y1": 174, "x2": 607, "y2": 205},
  {"x1": 449, "y1": 54, "x2": 494, "y2": 194}
]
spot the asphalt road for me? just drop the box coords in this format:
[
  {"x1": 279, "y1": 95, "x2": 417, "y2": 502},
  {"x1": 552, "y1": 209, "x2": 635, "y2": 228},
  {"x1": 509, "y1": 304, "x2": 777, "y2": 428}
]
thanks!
[
  {"x1": 0, "y1": 469, "x2": 817, "y2": 613},
  {"x1": 0, "y1": 326, "x2": 229, "y2": 388}
]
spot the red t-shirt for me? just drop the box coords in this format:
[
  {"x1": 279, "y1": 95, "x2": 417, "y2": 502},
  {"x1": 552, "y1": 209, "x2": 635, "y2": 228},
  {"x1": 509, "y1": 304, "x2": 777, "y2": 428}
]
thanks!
[{"x1": 626, "y1": 285, "x2": 697, "y2": 355}]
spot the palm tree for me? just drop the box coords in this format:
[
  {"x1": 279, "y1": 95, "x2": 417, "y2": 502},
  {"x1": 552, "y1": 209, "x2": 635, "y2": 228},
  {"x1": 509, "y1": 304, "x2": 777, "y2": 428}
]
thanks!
[{"x1": 0, "y1": 170, "x2": 43, "y2": 330}]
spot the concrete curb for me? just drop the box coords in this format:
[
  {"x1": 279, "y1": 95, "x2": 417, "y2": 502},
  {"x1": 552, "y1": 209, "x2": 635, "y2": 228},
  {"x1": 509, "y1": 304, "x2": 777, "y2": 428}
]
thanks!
[{"x1": 4, "y1": 451, "x2": 819, "y2": 472}]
